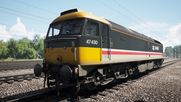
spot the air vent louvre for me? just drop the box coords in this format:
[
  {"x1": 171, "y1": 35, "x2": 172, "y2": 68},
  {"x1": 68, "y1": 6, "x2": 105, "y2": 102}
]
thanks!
[{"x1": 60, "y1": 8, "x2": 78, "y2": 16}]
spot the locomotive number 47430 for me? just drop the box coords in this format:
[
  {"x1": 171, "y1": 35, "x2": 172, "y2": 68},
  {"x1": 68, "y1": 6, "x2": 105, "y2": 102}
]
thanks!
[{"x1": 86, "y1": 39, "x2": 98, "y2": 45}]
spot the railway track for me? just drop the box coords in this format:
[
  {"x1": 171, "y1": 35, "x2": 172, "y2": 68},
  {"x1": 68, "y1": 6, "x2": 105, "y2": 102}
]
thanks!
[
  {"x1": 0, "y1": 82, "x2": 73, "y2": 102},
  {"x1": 0, "y1": 74, "x2": 37, "y2": 85},
  {"x1": 0, "y1": 59, "x2": 179, "y2": 102},
  {"x1": 0, "y1": 60, "x2": 42, "y2": 84},
  {"x1": 0, "y1": 87, "x2": 55, "y2": 102},
  {"x1": 0, "y1": 60, "x2": 42, "y2": 71}
]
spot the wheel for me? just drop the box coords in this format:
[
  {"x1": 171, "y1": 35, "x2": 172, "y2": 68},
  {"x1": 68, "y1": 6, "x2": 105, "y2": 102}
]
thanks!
[
  {"x1": 85, "y1": 82, "x2": 98, "y2": 91},
  {"x1": 126, "y1": 65, "x2": 139, "y2": 78},
  {"x1": 47, "y1": 77, "x2": 51, "y2": 88},
  {"x1": 85, "y1": 71, "x2": 102, "y2": 91},
  {"x1": 133, "y1": 66, "x2": 139, "y2": 75},
  {"x1": 124, "y1": 68, "x2": 129, "y2": 78},
  {"x1": 127, "y1": 67, "x2": 134, "y2": 77},
  {"x1": 47, "y1": 75, "x2": 56, "y2": 88}
]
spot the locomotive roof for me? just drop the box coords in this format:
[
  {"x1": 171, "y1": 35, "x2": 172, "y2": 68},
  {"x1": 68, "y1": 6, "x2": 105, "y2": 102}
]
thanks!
[
  {"x1": 52, "y1": 9, "x2": 161, "y2": 45},
  {"x1": 109, "y1": 21, "x2": 162, "y2": 45},
  {"x1": 52, "y1": 9, "x2": 110, "y2": 25}
]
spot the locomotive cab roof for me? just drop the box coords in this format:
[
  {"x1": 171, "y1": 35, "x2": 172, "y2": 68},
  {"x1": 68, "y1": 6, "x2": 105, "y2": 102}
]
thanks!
[
  {"x1": 50, "y1": 9, "x2": 162, "y2": 45},
  {"x1": 51, "y1": 8, "x2": 110, "y2": 25}
]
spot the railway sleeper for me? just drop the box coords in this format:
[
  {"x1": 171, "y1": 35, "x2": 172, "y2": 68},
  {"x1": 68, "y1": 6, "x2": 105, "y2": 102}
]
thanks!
[
  {"x1": 7, "y1": 80, "x2": 14, "y2": 84},
  {"x1": 0, "y1": 77, "x2": 6, "y2": 81},
  {"x1": 8, "y1": 77, "x2": 14, "y2": 81},
  {"x1": 25, "y1": 77, "x2": 32, "y2": 81},
  {"x1": 17, "y1": 79, "x2": 24, "y2": 82}
]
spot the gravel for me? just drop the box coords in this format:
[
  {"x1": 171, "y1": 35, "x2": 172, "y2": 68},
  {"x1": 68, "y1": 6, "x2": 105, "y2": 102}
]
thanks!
[
  {"x1": 80, "y1": 61, "x2": 181, "y2": 102},
  {"x1": 0, "y1": 69, "x2": 33, "y2": 77},
  {"x1": 0, "y1": 78, "x2": 44, "y2": 98}
]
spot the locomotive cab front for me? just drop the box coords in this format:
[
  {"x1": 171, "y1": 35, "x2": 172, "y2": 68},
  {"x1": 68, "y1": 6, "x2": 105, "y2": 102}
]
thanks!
[
  {"x1": 45, "y1": 19, "x2": 84, "y2": 65},
  {"x1": 45, "y1": 19, "x2": 103, "y2": 66}
]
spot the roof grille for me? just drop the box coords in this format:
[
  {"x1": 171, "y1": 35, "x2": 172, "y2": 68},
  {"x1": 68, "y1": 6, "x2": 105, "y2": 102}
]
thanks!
[{"x1": 60, "y1": 9, "x2": 78, "y2": 16}]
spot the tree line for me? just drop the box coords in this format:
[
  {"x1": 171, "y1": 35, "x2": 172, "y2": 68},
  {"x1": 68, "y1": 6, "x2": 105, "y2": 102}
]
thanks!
[
  {"x1": 165, "y1": 45, "x2": 181, "y2": 58},
  {"x1": 0, "y1": 35, "x2": 44, "y2": 59}
]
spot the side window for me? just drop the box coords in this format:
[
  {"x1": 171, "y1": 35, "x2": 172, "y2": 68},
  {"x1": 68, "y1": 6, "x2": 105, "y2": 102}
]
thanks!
[
  {"x1": 47, "y1": 23, "x2": 62, "y2": 37},
  {"x1": 48, "y1": 27, "x2": 53, "y2": 37},
  {"x1": 48, "y1": 28, "x2": 60, "y2": 37},
  {"x1": 53, "y1": 28, "x2": 60, "y2": 36},
  {"x1": 101, "y1": 24, "x2": 109, "y2": 48},
  {"x1": 101, "y1": 24, "x2": 108, "y2": 36},
  {"x1": 85, "y1": 21, "x2": 99, "y2": 36}
]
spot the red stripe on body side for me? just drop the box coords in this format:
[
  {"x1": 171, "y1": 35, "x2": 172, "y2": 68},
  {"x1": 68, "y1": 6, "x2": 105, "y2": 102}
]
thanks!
[{"x1": 102, "y1": 50, "x2": 162, "y2": 56}]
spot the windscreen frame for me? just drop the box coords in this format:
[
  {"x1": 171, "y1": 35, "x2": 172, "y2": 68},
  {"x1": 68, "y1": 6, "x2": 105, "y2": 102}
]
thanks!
[{"x1": 46, "y1": 18, "x2": 86, "y2": 38}]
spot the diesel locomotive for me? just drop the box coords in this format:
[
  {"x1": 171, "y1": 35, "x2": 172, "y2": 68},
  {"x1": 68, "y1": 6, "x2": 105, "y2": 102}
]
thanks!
[{"x1": 34, "y1": 9, "x2": 164, "y2": 90}]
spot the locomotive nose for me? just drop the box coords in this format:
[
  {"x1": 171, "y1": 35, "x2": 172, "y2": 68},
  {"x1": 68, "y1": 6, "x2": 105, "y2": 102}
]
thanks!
[{"x1": 34, "y1": 64, "x2": 43, "y2": 77}]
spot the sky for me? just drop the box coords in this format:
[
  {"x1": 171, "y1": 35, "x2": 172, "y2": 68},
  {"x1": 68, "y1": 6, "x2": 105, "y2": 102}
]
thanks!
[{"x1": 0, "y1": 0, "x2": 181, "y2": 48}]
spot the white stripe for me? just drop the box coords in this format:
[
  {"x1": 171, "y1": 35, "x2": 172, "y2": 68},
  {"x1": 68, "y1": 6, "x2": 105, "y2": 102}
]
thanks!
[{"x1": 102, "y1": 48, "x2": 162, "y2": 54}]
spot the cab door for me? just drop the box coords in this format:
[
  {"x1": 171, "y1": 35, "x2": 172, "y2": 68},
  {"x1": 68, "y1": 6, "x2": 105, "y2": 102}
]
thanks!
[{"x1": 101, "y1": 24, "x2": 110, "y2": 61}]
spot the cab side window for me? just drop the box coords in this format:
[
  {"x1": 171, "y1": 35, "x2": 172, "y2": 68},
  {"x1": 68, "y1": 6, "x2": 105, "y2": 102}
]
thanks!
[
  {"x1": 85, "y1": 21, "x2": 99, "y2": 36},
  {"x1": 101, "y1": 24, "x2": 108, "y2": 36},
  {"x1": 101, "y1": 24, "x2": 109, "y2": 48}
]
